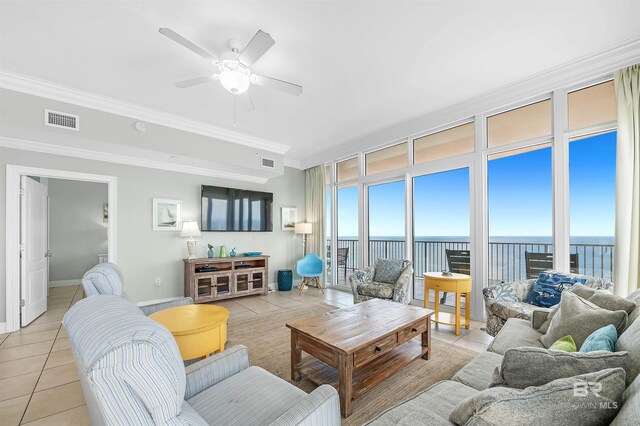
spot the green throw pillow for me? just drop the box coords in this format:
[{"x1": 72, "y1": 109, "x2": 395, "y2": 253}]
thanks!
[
  {"x1": 549, "y1": 335, "x2": 576, "y2": 352},
  {"x1": 580, "y1": 324, "x2": 617, "y2": 352}
]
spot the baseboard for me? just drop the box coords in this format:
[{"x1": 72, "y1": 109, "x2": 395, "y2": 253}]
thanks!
[
  {"x1": 49, "y1": 279, "x2": 81, "y2": 287},
  {"x1": 137, "y1": 296, "x2": 186, "y2": 307},
  {"x1": 0, "y1": 322, "x2": 6, "y2": 333}
]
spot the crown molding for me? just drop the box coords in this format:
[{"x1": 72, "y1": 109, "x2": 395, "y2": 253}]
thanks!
[
  {"x1": 283, "y1": 156, "x2": 302, "y2": 169},
  {"x1": 0, "y1": 70, "x2": 291, "y2": 155},
  {"x1": 0, "y1": 136, "x2": 269, "y2": 184},
  {"x1": 300, "y1": 36, "x2": 640, "y2": 169}
]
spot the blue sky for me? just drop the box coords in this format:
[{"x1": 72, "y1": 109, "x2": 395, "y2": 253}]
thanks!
[{"x1": 330, "y1": 131, "x2": 616, "y2": 239}]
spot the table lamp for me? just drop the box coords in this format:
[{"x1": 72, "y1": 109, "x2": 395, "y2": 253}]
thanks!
[
  {"x1": 181, "y1": 221, "x2": 201, "y2": 260},
  {"x1": 295, "y1": 222, "x2": 312, "y2": 256}
]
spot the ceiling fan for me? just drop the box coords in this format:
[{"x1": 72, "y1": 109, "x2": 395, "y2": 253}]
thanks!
[{"x1": 159, "y1": 27, "x2": 302, "y2": 113}]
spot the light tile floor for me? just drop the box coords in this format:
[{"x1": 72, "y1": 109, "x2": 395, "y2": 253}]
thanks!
[{"x1": 0, "y1": 285, "x2": 490, "y2": 425}]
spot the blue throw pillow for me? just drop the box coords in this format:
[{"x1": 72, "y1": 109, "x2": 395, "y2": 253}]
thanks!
[
  {"x1": 526, "y1": 271, "x2": 587, "y2": 308},
  {"x1": 579, "y1": 324, "x2": 618, "y2": 352}
]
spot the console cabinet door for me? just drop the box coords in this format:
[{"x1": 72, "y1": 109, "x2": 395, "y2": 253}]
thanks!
[{"x1": 235, "y1": 271, "x2": 251, "y2": 293}]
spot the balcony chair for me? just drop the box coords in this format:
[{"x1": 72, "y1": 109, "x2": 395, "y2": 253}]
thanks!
[
  {"x1": 82, "y1": 262, "x2": 193, "y2": 315},
  {"x1": 349, "y1": 258, "x2": 413, "y2": 304},
  {"x1": 326, "y1": 247, "x2": 349, "y2": 282},
  {"x1": 440, "y1": 249, "x2": 471, "y2": 304},
  {"x1": 64, "y1": 294, "x2": 340, "y2": 425},
  {"x1": 524, "y1": 251, "x2": 579, "y2": 279},
  {"x1": 297, "y1": 253, "x2": 324, "y2": 293},
  {"x1": 482, "y1": 271, "x2": 612, "y2": 336}
]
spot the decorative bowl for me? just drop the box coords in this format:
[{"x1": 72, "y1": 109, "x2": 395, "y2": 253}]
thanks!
[{"x1": 243, "y1": 252, "x2": 263, "y2": 257}]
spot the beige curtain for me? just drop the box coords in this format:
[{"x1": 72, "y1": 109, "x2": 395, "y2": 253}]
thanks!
[
  {"x1": 614, "y1": 64, "x2": 640, "y2": 296},
  {"x1": 305, "y1": 165, "x2": 326, "y2": 262}
]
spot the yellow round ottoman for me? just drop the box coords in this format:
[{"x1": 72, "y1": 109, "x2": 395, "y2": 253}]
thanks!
[{"x1": 149, "y1": 304, "x2": 229, "y2": 361}]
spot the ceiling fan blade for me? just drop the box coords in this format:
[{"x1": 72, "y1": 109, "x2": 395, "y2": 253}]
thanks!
[
  {"x1": 174, "y1": 76, "x2": 217, "y2": 88},
  {"x1": 159, "y1": 27, "x2": 218, "y2": 63},
  {"x1": 238, "y1": 30, "x2": 275, "y2": 66},
  {"x1": 235, "y1": 91, "x2": 255, "y2": 111},
  {"x1": 251, "y1": 74, "x2": 302, "y2": 96}
]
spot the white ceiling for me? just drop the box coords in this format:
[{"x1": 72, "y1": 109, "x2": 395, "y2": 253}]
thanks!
[{"x1": 1, "y1": 0, "x2": 640, "y2": 167}]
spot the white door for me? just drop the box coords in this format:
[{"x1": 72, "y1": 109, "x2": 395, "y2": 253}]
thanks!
[{"x1": 21, "y1": 176, "x2": 49, "y2": 326}]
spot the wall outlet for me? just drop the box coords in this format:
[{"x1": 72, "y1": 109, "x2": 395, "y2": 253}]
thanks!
[{"x1": 155, "y1": 277, "x2": 161, "y2": 287}]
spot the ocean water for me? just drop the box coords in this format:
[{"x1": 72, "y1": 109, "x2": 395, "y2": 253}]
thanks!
[{"x1": 332, "y1": 236, "x2": 614, "y2": 281}]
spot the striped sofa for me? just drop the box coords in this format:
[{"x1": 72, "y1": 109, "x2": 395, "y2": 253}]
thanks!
[
  {"x1": 82, "y1": 262, "x2": 193, "y2": 315},
  {"x1": 64, "y1": 295, "x2": 340, "y2": 425}
]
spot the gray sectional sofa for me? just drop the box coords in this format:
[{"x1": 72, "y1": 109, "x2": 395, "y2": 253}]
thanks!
[{"x1": 368, "y1": 286, "x2": 640, "y2": 425}]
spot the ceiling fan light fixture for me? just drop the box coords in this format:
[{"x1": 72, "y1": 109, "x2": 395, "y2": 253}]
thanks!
[{"x1": 219, "y1": 69, "x2": 250, "y2": 94}]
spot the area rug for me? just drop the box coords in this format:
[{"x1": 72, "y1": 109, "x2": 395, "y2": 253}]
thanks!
[{"x1": 226, "y1": 303, "x2": 477, "y2": 425}]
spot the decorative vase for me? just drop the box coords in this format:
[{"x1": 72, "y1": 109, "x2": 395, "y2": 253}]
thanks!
[
  {"x1": 207, "y1": 248, "x2": 214, "y2": 258},
  {"x1": 219, "y1": 245, "x2": 227, "y2": 258},
  {"x1": 230, "y1": 247, "x2": 237, "y2": 257}
]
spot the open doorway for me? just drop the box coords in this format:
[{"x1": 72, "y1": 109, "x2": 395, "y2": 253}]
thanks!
[{"x1": 5, "y1": 166, "x2": 117, "y2": 332}]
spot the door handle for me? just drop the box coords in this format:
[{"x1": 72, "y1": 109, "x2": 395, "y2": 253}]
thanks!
[{"x1": 45, "y1": 251, "x2": 52, "y2": 258}]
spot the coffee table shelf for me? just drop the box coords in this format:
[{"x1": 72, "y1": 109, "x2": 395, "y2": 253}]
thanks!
[{"x1": 298, "y1": 340, "x2": 425, "y2": 399}]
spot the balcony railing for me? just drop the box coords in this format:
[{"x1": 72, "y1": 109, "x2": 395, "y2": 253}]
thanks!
[{"x1": 327, "y1": 238, "x2": 614, "y2": 284}]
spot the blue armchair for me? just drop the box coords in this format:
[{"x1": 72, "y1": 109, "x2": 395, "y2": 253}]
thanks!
[
  {"x1": 82, "y1": 262, "x2": 193, "y2": 315},
  {"x1": 296, "y1": 253, "x2": 325, "y2": 293},
  {"x1": 64, "y1": 295, "x2": 340, "y2": 425}
]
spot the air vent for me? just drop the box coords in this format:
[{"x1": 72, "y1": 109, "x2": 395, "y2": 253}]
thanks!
[
  {"x1": 261, "y1": 157, "x2": 275, "y2": 169},
  {"x1": 44, "y1": 109, "x2": 79, "y2": 131}
]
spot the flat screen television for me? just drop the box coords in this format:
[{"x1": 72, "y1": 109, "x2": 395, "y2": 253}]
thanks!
[{"x1": 201, "y1": 185, "x2": 273, "y2": 232}]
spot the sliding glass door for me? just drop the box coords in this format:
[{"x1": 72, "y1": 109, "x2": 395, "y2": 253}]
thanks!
[
  {"x1": 413, "y1": 168, "x2": 471, "y2": 304},
  {"x1": 337, "y1": 183, "x2": 359, "y2": 286},
  {"x1": 367, "y1": 180, "x2": 406, "y2": 266}
]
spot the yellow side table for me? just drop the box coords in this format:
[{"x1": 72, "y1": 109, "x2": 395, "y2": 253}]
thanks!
[
  {"x1": 149, "y1": 304, "x2": 229, "y2": 361},
  {"x1": 423, "y1": 272, "x2": 472, "y2": 335}
]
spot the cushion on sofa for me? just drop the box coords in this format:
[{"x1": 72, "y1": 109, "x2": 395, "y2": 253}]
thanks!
[
  {"x1": 489, "y1": 347, "x2": 628, "y2": 389},
  {"x1": 488, "y1": 318, "x2": 545, "y2": 355},
  {"x1": 549, "y1": 335, "x2": 577, "y2": 352},
  {"x1": 450, "y1": 368, "x2": 626, "y2": 426},
  {"x1": 366, "y1": 380, "x2": 477, "y2": 426},
  {"x1": 611, "y1": 373, "x2": 640, "y2": 425},
  {"x1": 452, "y1": 351, "x2": 504, "y2": 391},
  {"x1": 356, "y1": 282, "x2": 395, "y2": 299},
  {"x1": 187, "y1": 366, "x2": 306, "y2": 426},
  {"x1": 570, "y1": 285, "x2": 637, "y2": 314},
  {"x1": 580, "y1": 324, "x2": 618, "y2": 352},
  {"x1": 526, "y1": 271, "x2": 587, "y2": 308},
  {"x1": 373, "y1": 259, "x2": 409, "y2": 284},
  {"x1": 615, "y1": 312, "x2": 640, "y2": 386},
  {"x1": 625, "y1": 289, "x2": 640, "y2": 328},
  {"x1": 539, "y1": 291, "x2": 627, "y2": 349},
  {"x1": 486, "y1": 300, "x2": 541, "y2": 323}
]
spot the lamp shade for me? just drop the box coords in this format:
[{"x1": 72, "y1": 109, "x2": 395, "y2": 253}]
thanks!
[
  {"x1": 180, "y1": 221, "x2": 201, "y2": 238},
  {"x1": 294, "y1": 222, "x2": 312, "y2": 234}
]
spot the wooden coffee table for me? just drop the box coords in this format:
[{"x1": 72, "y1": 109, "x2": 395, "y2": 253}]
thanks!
[{"x1": 286, "y1": 299, "x2": 434, "y2": 417}]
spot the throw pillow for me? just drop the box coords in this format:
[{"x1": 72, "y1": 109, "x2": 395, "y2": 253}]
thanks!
[
  {"x1": 450, "y1": 368, "x2": 626, "y2": 426},
  {"x1": 580, "y1": 324, "x2": 618, "y2": 352},
  {"x1": 615, "y1": 312, "x2": 640, "y2": 386},
  {"x1": 539, "y1": 291, "x2": 628, "y2": 349},
  {"x1": 570, "y1": 285, "x2": 637, "y2": 314},
  {"x1": 549, "y1": 335, "x2": 577, "y2": 352},
  {"x1": 489, "y1": 347, "x2": 628, "y2": 389},
  {"x1": 373, "y1": 259, "x2": 409, "y2": 284},
  {"x1": 526, "y1": 271, "x2": 587, "y2": 308}
]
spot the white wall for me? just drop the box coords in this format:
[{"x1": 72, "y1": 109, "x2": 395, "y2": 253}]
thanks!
[
  {"x1": 0, "y1": 147, "x2": 305, "y2": 322},
  {"x1": 47, "y1": 179, "x2": 108, "y2": 282}
]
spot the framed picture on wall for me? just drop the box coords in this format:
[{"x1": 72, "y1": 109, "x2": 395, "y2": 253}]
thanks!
[
  {"x1": 281, "y1": 207, "x2": 297, "y2": 231},
  {"x1": 153, "y1": 198, "x2": 182, "y2": 231}
]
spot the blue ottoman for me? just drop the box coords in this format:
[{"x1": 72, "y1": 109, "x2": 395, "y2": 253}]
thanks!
[{"x1": 277, "y1": 270, "x2": 293, "y2": 291}]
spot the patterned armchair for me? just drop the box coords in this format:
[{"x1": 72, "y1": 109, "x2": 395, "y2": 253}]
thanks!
[
  {"x1": 349, "y1": 259, "x2": 413, "y2": 305},
  {"x1": 482, "y1": 271, "x2": 613, "y2": 336}
]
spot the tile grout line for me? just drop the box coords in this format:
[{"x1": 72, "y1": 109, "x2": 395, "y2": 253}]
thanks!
[{"x1": 17, "y1": 286, "x2": 79, "y2": 425}]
